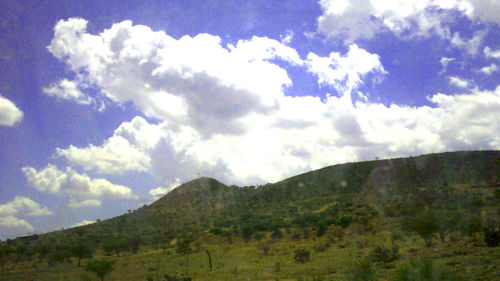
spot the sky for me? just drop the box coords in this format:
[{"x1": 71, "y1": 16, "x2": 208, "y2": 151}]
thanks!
[{"x1": 1, "y1": 0, "x2": 500, "y2": 239}]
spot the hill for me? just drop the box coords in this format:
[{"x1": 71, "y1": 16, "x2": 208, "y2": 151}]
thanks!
[{"x1": 1, "y1": 150, "x2": 499, "y2": 280}]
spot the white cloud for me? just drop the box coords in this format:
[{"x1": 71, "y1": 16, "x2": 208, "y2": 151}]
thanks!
[
  {"x1": 466, "y1": 0, "x2": 500, "y2": 25},
  {"x1": 56, "y1": 135, "x2": 151, "y2": 174},
  {"x1": 0, "y1": 94, "x2": 23, "y2": 126},
  {"x1": 280, "y1": 30, "x2": 294, "y2": 44},
  {"x1": 316, "y1": 0, "x2": 498, "y2": 45},
  {"x1": 316, "y1": 0, "x2": 463, "y2": 42},
  {"x1": 56, "y1": 85, "x2": 500, "y2": 189},
  {"x1": 306, "y1": 44, "x2": 386, "y2": 93},
  {"x1": 22, "y1": 164, "x2": 132, "y2": 200},
  {"x1": 46, "y1": 19, "x2": 500, "y2": 190},
  {"x1": 72, "y1": 219, "x2": 95, "y2": 227},
  {"x1": 67, "y1": 199, "x2": 101, "y2": 209},
  {"x1": 439, "y1": 57, "x2": 455, "y2": 74},
  {"x1": 149, "y1": 178, "x2": 181, "y2": 198},
  {"x1": 484, "y1": 46, "x2": 500, "y2": 59},
  {"x1": 480, "y1": 64, "x2": 498, "y2": 75},
  {"x1": 47, "y1": 18, "x2": 306, "y2": 136},
  {"x1": 0, "y1": 216, "x2": 34, "y2": 237},
  {"x1": 42, "y1": 79, "x2": 92, "y2": 104},
  {"x1": 449, "y1": 76, "x2": 469, "y2": 88},
  {"x1": 450, "y1": 30, "x2": 487, "y2": 55},
  {"x1": 0, "y1": 196, "x2": 52, "y2": 217}
]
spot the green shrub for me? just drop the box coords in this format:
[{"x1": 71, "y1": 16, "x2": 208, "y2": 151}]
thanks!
[
  {"x1": 84, "y1": 259, "x2": 115, "y2": 281},
  {"x1": 394, "y1": 259, "x2": 465, "y2": 281},
  {"x1": 404, "y1": 210, "x2": 440, "y2": 247},
  {"x1": 271, "y1": 229, "x2": 284, "y2": 239},
  {"x1": 313, "y1": 239, "x2": 330, "y2": 252},
  {"x1": 391, "y1": 232, "x2": 404, "y2": 243},
  {"x1": 326, "y1": 225, "x2": 345, "y2": 242},
  {"x1": 348, "y1": 258, "x2": 378, "y2": 281},
  {"x1": 294, "y1": 248, "x2": 310, "y2": 264},
  {"x1": 370, "y1": 244, "x2": 400, "y2": 264},
  {"x1": 484, "y1": 227, "x2": 500, "y2": 247}
]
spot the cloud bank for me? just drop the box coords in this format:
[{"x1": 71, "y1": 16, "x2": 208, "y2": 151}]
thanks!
[
  {"x1": 44, "y1": 18, "x2": 500, "y2": 194},
  {"x1": 22, "y1": 164, "x2": 132, "y2": 200}
]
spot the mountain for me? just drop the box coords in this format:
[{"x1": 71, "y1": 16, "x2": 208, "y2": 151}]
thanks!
[
  {"x1": 3, "y1": 151, "x2": 500, "y2": 280},
  {"x1": 20, "y1": 151, "x2": 497, "y2": 240},
  {"x1": 52, "y1": 150, "x2": 498, "y2": 243}
]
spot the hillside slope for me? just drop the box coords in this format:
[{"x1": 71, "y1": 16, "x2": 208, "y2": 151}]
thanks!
[{"x1": 45, "y1": 150, "x2": 499, "y2": 244}]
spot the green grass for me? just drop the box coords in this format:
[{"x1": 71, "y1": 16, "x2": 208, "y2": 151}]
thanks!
[{"x1": 3, "y1": 224, "x2": 499, "y2": 281}]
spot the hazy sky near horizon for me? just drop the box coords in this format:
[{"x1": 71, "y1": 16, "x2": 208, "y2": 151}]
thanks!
[{"x1": 1, "y1": 0, "x2": 500, "y2": 239}]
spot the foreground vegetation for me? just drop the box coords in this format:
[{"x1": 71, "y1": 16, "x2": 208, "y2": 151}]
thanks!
[{"x1": 1, "y1": 151, "x2": 499, "y2": 280}]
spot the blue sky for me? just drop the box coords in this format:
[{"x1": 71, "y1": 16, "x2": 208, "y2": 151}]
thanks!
[{"x1": 1, "y1": 0, "x2": 500, "y2": 239}]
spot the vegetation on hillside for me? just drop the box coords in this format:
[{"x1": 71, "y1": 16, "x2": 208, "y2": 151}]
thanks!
[{"x1": 1, "y1": 151, "x2": 499, "y2": 280}]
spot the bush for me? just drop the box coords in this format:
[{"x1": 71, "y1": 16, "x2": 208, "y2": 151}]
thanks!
[
  {"x1": 313, "y1": 239, "x2": 330, "y2": 252},
  {"x1": 391, "y1": 232, "x2": 405, "y2": 243},
  {"x1": 484, "y1": 228, "x2": 500, "y2": 247},
  {"x1": 394, "y1": 259, "x2": 465, "y2": 281},
  {"x1": 294, "y1": 248, "x2": 310, "y2": 264},
  {"x1": 257, "y1": 241, "x2": 272, "y2": 255},
  {"x1": 327, "y1": 225, "x2": 345, "y2": 242},
  {"x1": 404, "y1": 210, "x2": 440, "y2": 247},
  {"x1": 348, "y1": 258, "x2": 377, "y2": 281},
  {"x1": 337, "y1": 216, "x2": 353, "y2": 228},
  {"x1": 165, "y1": 273, "x2": 192, "y2": 281},
  {"x1": 370, "y1": 244, "x2": 400, "y2": 264},
  {"x1": 469, "y1": 232, "x2": 486, "y2": 247},
  {"x1": 85, "y1": 259, "x2": 115, "y2": 281},
  {"x1": 271, "y1": 229, "x2": 283, "y2": 239}
]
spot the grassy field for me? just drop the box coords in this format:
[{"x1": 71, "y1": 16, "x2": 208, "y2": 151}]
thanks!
[
  {"x1": 2, "y1": 220, "x2": 499, "y2": 281},
  {"x1": 2, "y1": 151, "x2": 499, "y2": 280}
]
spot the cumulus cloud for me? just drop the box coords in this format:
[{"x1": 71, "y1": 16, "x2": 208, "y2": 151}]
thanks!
[
  {"x1": 317, "y1": 0, "x2": 461, "y2": 42},
  {"x1": 449, "y1": 76, "x2": 470, "y2": 88},
  {"x1": 484, "y1": 46, "x2": 500, "y2": 59},
  {"x1": 67, "y1": 199, "x2": 101, "y2": 209},
  {"x1": 55, "y1": 85, "x2": 500, "y2": 189},
  {"x1": 22, "y1": 164, "x2": 132, "y2": 200},
  {"x1": 480, "y1": 64, "x2": 498, "y2": 75},
  {"x1": 450, "y1": 30, "x2": 487, "y2": 55},
  {"x1": 0, "y1": 216, "x2": 34, "y2": 237},
  {"x1": 42, "y1": 79, "x2": 92, "y2": 104},
  {"x1": 47, "y1": 18, "x2": 306, "y2": 136},
  {"x1": 316, "y1": 0, "x2": 498, "y2": 46},
  {"x1": 56, "y1": 135, "x2": 151, "y2": 174},
  {"x1": 0, "y1": 94, "x2": 23, "y2": 126},
  {"x1": 149, "y1": 178, "x2": 181, "y2": 199},
  {"x1": 466, "y1": 0, "x2": 500, "y2": 25},
  {"x1": 439, "y1": 57, "x2": 455, "y2": 74},
  {"x1": 306, "y1": 44, "x2": 386, "y2": 93},
  {"x1": 45, "y1": 18, "x2": 500, "y2": 191},
  {"x1": 0, "y1": 196, "x2": 52, "y2": 216},
  {"x1": 72, "y1": 219, "x2": 95, "y2": 227}
]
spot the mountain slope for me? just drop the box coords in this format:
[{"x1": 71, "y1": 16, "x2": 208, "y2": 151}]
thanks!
[{"x1": 13, "y1": 150, "x2": 500, "y2": 244}]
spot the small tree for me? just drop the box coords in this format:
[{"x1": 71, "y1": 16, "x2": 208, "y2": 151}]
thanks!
[
  {"x1": 434, "y1": 209, "x2": 461, "y2": 242},
  {"x1": 49, "y1": 244, "x2": 71, "y2": 265},
  {"x1": 85, "y1": 259, "x2": 115, "y2": 281},
  {"x1": 0, "y1": 244, "x2": 11, "y2": 275},
  {"x1": 370, "y1": 244, "x2": 400, "y2": 265},
  {"x1": 405, "y1": 210, "x2": 440, "y2": 247},
  {"x1": 176, "y1": 236, "x2": 193, "y2": 275},
  {"x1": 102, "y1": 237, "x2": 126, "y2": 257},
  {"x1": 348, "y1": 258, "x2": 378, "y2": 281},
  {"x1": 71, "y1": 243, "x2": 94, "y2": 267},
  {"x1": 35, "y1": 244, "x2": 51, "y2": 262},
  {"x1": 126, "y1": 235, "x2": 143, "y2": 254}
]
